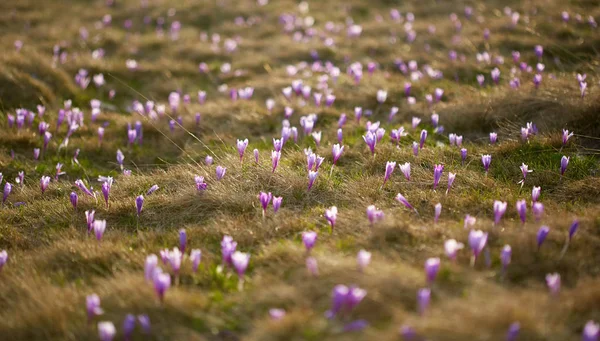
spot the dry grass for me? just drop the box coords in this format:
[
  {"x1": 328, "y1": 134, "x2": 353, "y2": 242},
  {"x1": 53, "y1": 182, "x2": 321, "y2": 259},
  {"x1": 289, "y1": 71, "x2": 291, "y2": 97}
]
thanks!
[{"x1": 0, "y1": 0, "x2": 599, "y2": 340}]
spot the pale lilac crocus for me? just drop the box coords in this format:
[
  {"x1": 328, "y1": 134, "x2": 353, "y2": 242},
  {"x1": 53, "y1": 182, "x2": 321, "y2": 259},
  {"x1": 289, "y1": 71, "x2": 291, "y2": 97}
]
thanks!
[
  {"x1": 412, "y1": 117, "x2": 421, "y2": 129},
  {"x1": 501, "y1": 245, "x2": 512, "y2": 272},
  {"x1": 154, "y1": 271, "x2": 171, "y2": 302},
  {"x1": 306, "y1": 256, "x2": 318, "y2": 276},
  {"x1": 3, "y1": 183, "x2": 12, "y2": 204},
  {"x1": 86, "y1": 294, "x2": 104, "y2": 322},
  {"x1": 490, "y1": 132, "x2": 497, "y2": 144},
  {"x1": 205, "y1": 155, "x2": 213, "y2": 165},
  {"x1": 482, "y1": 154, "x2": 492, "y2": 174},
  {"x1": 311, "y1": 131, "x2": 322, "y2": 147},
  {"x1": 167, "y1": 247, "x2": 183, "y2": 275},
  {"x1": 537, "y1": 226, "x2": 550, "y2": 249},
  {"x1": 357, "y1": 250, "x2": 371, "y2": 271},
  {"x1": 253, "y1": 149, "x2": 259, "y2": 164},
  {"x1": 468, "y1": 229, "x2": 488, "y2": 262},
  {"x1": 33, "y1": 148, "x2": 40, "y2": 160},
  {"x1": 337, "y1": 128, "x2": 343, "y2": 144},
  {"x1": 354, "y1": 107, "x2": 363, "y2": 122},
  {"x1": 560, "y1": 156, "x2": 569, "y2": 176},
  {"x1": 419, "y1": 130, "x2": 428, "y2": 149},
  {"x1": 332, "y1": 144, "x2": 344, "y2": 165},
  {"x1": 582, "y1": 321, "x2": 599, "y2": 341},
  {"x1": 40, "y1": 176, "x2": 50, "y2": 194},
  {"x1": 446, "y1": 173, "x2": 456, "y2": 194},
  {"x1": 237, "y1": 139, "x2": 249, "y2": 162},
  {"x1": 417, "y1": 288, "x2": 431, "y2": 315},
  {"x1": 383, "y1": 161, "x2": 396, "y2": 186},
  {"x1": 190, "y1": 249, "x2": 202, "y2": 272},
  {"x1": 516, "y1": 200, "x2": 527, "y2": 224},
  {"x1": 93, "y1": 220, "x2": 106, "y2": 241},
  {"x1": 272, "y1": 196, "x2": 282, "y2": 213},
  {"x1": 366, "y1": 205, "x2": 384, "y2": 225},
  {"x1": 562, "y1": 130, "x2": 573, "y2": 146},
  {"x1": 433, "y1": 164, "x2": 443, "y2": 189},
  {"x1": 425, "y1": 258, "x2": 440, "y2": 284},
  {"x1": 0, "y1": 250, "x2": 8, "y2": 271},
  {"x1": 101, "y1": 181, "x2": 111, "y2": 207},
  {"x1": 363, "y1": 131, "x2": 377, "y2": 155},
  {"x1": 216, "y1": 166, "x2": 227, "y2": 180},
  {"x1": 144, "y1": 255, "x2": 158, "y2": 281},
  {"x1": 464, "y1": 214, "x2": 477, "y2": 229},
  {"x1": 444, "y1": 239, "x2": 463, "y2": 261},
  {"x1": 399, "y1": 162, "x2": 411, "y2": 181},
  {"x1": 85, "y1": 210, "x2": 95, "y2": 233},
  {"x1": 136, "y1": 195, "x2": 144, "y2": 217},
  {"x1": 507, "y1": 323, "x2": 520, "y2": 341},
  {"x1": 533, "y1": 202, "x2": 544, "y2": 221},
  {"x1": 412, "y1": 142, "x2": 419, "y2": 157},
  {"x1": 325, "y1": 206, "x2": 338, "y2": 230},
  {"x1": 146, "y1": 184, "x2": 159, "y2": 195},
  {"x1": 532, "y1": 186, "x2": 541, "y2": 202},
  {"x1": 308, "y1": 170, "x2": 318, "y2": 190},
  {"x1": 116, "y1": 149, "x2": 124, "y2": 168},
  {"x1": 546, "y1": 273, "x2": 560, "y2": 295},
  {"x1": 493, "y1": 201, "x2": 507, "y2": 225},
  {"x1": 376, "y1": 90, "x2": 387, "y2": 103},
  {"x1": 98, "y1": 321, "x2": 116, "y2": 341},
  {"x1": 434, "y1": 203, "x2": 442, "y2": 223},
  {"x1": 195, "y1": 176, "x2": 207, "y2": 191},
  {"x1": 302, "y1": 231, "x2": 317, "y2": 252},
  {"x1": 395, "y1": 193, "x2": 415, "y2": 211},
  {"x1": 231, "y1": 251, "x2": 250, "y2": 279},
  {"x1": 271, "y1": 151, "x2": 281, "y2": 173}
]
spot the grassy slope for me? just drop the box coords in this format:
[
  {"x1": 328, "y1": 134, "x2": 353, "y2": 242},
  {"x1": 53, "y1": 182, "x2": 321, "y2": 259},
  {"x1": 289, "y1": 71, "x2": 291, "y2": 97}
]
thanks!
[{"x1": 0, "y1": 0, "x2": 599, "y2": 340}]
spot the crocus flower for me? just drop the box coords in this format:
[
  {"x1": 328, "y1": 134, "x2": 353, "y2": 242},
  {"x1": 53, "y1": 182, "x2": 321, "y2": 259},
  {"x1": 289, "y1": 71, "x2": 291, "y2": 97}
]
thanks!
[
  {"x1": 419, "y1": 130, "x2": 428, "y2": 149},
  {"x1": 259, "y1": 192, "x2": 272, "y2": 216},
  {"x1": 395, "y1": 193, "x2": 415, "y2": 211},
  {"x1": 136, "y1": 195, "x2": 144, "y2": 217},
  {"x1": 221, "y1": 236, "x2": 237, "y2": 266},
  {"x1": 332, "y1": 144, "x2": 344, "y2": 165},
  {"x1": 190, "y1": 249, "x2": 202, "y2": 272},
  {"x1": 138, "y1": 315, "x2": 151, "y2": 334},
  {"x1": 493, "y1": 200, "x2": 507, "y2": 225},
  {"x1": 144, "y1": 254, "x2": 158, "y2": 281},
  {"x1": 154, "y1": 271, "x2": 171, "y2": 302},
  {"x1": 308, "y1": 171, "x2": 318, "y2": 190},
  {"x1": 366, "y1": 205, "x2": 384, "y2": 225},
  {"x1": 482, "y1": 155, "x2": 492, "y2": 174},
  {"x1": 560, "y1": 156, "x2": 569, "y2": 176},
  {"x1": 237, "y1": 139, "x2": 248, "y2": 161},
  {"x1": 325, "y1": 206, "x2": 338, "y2": 230},
  {"x1": 464, "y1": 214, "x2": 477, "y2": 229},
  {"x1": 269, "y1": 308, "x2": 286, "y2": 320},
  {"x1": 167, "y1": 247, "x2": 183, "y2": 275},
  {"x1": 271, "y1": 196, "x2": 282, "y2": 213},
  {"x1": 412, "y1": 117, "x2": 421, "y2": 129},
  {"x1": 337, "y1": 128, "x2": 343, "y2": 144},
  {"x1": 3, "y1": 183, "x2": 12, "y2": 204},
  {"x1": 70, "y1": 192, "x2": 78, "y2": 210},
  {"x1": 146, "y1": 184, "x2": 159, "y2": 196},
  {"x1": 417, "y1": 288, "x2": 431, "y2": 315},
  {"x1": 194, "y1": 176, "x2": 207, "y2": 191},
  {"x1": 101, "y1": 181, "x2": 111, "y2": 207},
  {"x1": 516, "y1": 200, "x2": 527, "y2": 223},
  {"x1": 357, "y1": 250, "x2": 371, "y2": 271},
  {"x1": 93, "y1": 220, "x2": 107, "y2": 241},
  {"x1": 205, "y1": 155, "x2": 213, "y2": 165},
  {"x1": 98, "y1": 321, "x2": 116, "y2": 341},
  {"x1": 0, "y1": 250, "x2": 7, "y2": 271},
  {"x1": 446, "y1": 172, "x2": 456, "y2": 194},
  {"x1": 123, "y1": 314, "x2": 136, "y2": 341},
  {"x1": 533, "y1": 202, "x2": 544, "y2": 221},
  {"x1": 532, "y1": 186, "x2": 541, "y2": 202},
  {"x1": 86, "y1": 294, "x2": 103, "y2": 322},
  {"x1": 216, "y1": 166, "x2": 227, "y2": 180},
  {"x1": 433, "y1": 164, "x2": 444, "y2": 189},
  {"x1": 354, "y1": 107, "x2": 363, "y2": 122},
  {"x1": 231, "y1": 251, "x2": 250, "y2": 278},
  {"x1": 271, "y1": 151, "x2": 281, "y2": 173},
  {"x1": 546, "y1": 273, "x2": 560, "y2": 295},
  {"x1": 412, "y1": 142, "x2": 419, "y2": 156},
  {"x1": 468, "y1": 229, "x2": 488, "y2": 261},
  {"x1": 179, "y1": 229, "x2": 187, "y2": 253},
  {"x1": 460, "y1": 148, "x2": 467, "y2": 164},
  {"x1": 533, "y1": 74, "x2": 542, "y2": 88},
  {"x1": 306, "y1": 256, "x2": 318, "y2": 276},
  {"x1": 40, "y1": 176, "x2": 50, "y2": 194},
  {"x1": 444, "y1": 239, "x2": 463, "y2": 261},
  {"x1": 507, "y1": 322, "x2": 520, "y2": 341},
  {"x1": 253, "y1": 149, "x2": 259, "y2": 163},
  {"x1": 302, "y1": 231, "x2": 317, "y2": 252},
  {"x1": 363, "y1": 131, "x2": 377, "y2": 155},
  {"x1": 383, "y1": 161, "x2": 396, "y2": 185},
  {"x1": 537, "y1": 226, "x2": 550, "y2": 249},
  {"x1": 33, "y1": 148, "x2": 40, "y2": 160},
  {"x1": 85, "y1": 210, "x2": 95, "y2": 232},
  {"x1": 501, "y1": 245, "x2": 512, "y2": 271},
  {"x1": 376, "y1": 90, "x2": 387, "y2": 103},
  {"x1": 424, "y1": 258, "x2": 440, "y2": 284},
  {"x1": 569, "y1": 220, "x2": 579, "y2": 241},
  {"x1": 582, "y1": 321, "x2": 599, "y2": 341},
  {"x1": 399, "y1": 162, "x2": 411, "y2": 181},
  {"x1": 562, "y1": 130, "x2": 573, "y2": 146},
  {"x1": 489, "y1": 132, "x2": 497, "y2": 144},
  {"x1": 434, "y1": 203, "x2": 442, "y2": 223},
  {"x1": 520, "y1": 163, "x2": 532, "y2": 182}
]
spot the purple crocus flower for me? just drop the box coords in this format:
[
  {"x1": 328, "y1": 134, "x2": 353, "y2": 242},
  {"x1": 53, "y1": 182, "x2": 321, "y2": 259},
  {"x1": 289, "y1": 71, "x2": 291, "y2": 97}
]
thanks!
[
  {"x1": 205, "y1": 155, "x2": 213, "y2": 165},
  {"x1": 269, "y1": 308, "x2": 286, "y2": 320},
  {"x1": 445, "y1": 239, "x2": 464, "y2": 261},
  {"x1": 417, "y1": 288, "x2": 431, "y2": 315},
  {"x1": 356, "y1": 249, "x2": 371, "y2": 271},
  {"x1": 179, "y1": 229, "x2": 187, "y2": 253},
  {"x1": 308, "y1": 171, "x2": 318, "y2": 190},
  {"x1": 537, "y1": 226, "x2": 550, "y2": 249},
  {"x1": 412, "y1": 142, "x2": 419, "y2": 156},
  {"x1": 127, "y1": 128, "x2": 137, "y2": 145},
  {"x1": 516, "y1": 200, "x2": 527, "y2": 224},
  {"x1": 468, "y1": 229, "x2": 488, "y2": 261},
  {"x1": 253, "y1": 149, "x2": 259, "y2": 164},
  {"x1": 98, "y1": 322, "x2": 116, "y2": 341},
  {"x1": 101, "y1": 181, "x2": 110, "y2": 207},
  {"x1": 273, "y1": 196, "x2": 282, "y2": 213},
  {"x1": 354, "y1": 107, "x2": 363, "y2": 122},
  {"x1": 69, "y1": 191, "x2": 78, "y2": 210},
  {"x1": 86, "y1": 294, "x2": 103, "y2": 322},
  {"x1": 33, "y1": 148, "x2": 41, "y2": 160},
  {"x1": 562, "y1": 130, "x2": 573, "y2": 146},
  {"x1": 383, "y1": 161, "x2": 396, "y2": 185},
  {"x1": 533, "y1": 74, "x2": 542, "y2": 89},
  {"x1": 195, "y1": 176, "x2": 207, "y2": 191},
  {"x1": 137, "y1": 315, "x2": 151, "y2": 334},
  {"x1": 325, "y1": 206, "x2": 337, "y2": 230},
  {"x1": 337, "y1": 128, "x2": 343, "y2": 144},
  {"x1": 363, "y1": 131, "x2": 377, "y2": 155},
  {"x1": 399, "y1": 162, "x2": 411, "y2": 181},
  {"x1": 560, "y1": 156, "x2": 569, "y2": 176},
  {"x1": 221, "y1": 236, "x2": 237, "y2": 266},
  {"x1": 501, "y1": 245, "x2": 512, "y2": 271},
  {"x1": 144, "y1": 255, "x2": 158, "y2": 281},
  {"x1": 93, "y1": 220, "x2": 106, "y2": 241},
  {"x1": 489, "y1": 132, "x2": 497, "y2": 144},
  {"x1": 40, "y1": 176, "x2": 50, "y2": 194},
  {"x1": 332, "y1": 144, "x2": 344, "y2": 165},
  {"x1": 507, "y1": 322, "x2": 520, "y2": 341},
  {"x1": 136, "y1": 195, "x2": 144, "y2": 217},
  {"x1": 306, "y1": 256, "x2": 318, "y2": 276},
  {"x1": 491, "y1": 67, "x2": 500, "y2": 84},
  {"x1": 582, "y1": 321, "x2": 599, "y2": 341},
  {"x1": 434, "y1": 203, "x2": 442, "y2": 223},
  {"x1": 237, "y1": 139, "x2": 249, "y2": 161},
  {"x1": 154, "y1": 271, "x2": 171, "y2": 302},
  {"x1": 424, "y1": 258, "x2": 440, "y2": 284},
  {"x1": 395, "y1": 193, "x2": 415, "y2": 211},
  {"x1": 259, "y1": 191, "x2": 272, "y2": 215},
  {"x1": 302, "y1": 231, "x2": 317, "y2": 252},
  {"x1": 326, "y1": 285, "x2": 349, "y2": 318},
  {"x1": 460, "y1": 148, "x2": 467, "y2": 164},
  {"x1": 116, "y1": 149, "x2": 124, "y2": 168},
  {"x1": 231, "y1": 251, "x2": 250, "y2": 278},
  {"x1": 433, "y1": 164, "x2": 443, "y2": 189},
  {"x1": 446, "y1": 172, "x2": 456, "y2": 194},
  {"x1": 216, "y1": 166, "x2": 227, "y2": 180},
  {"x1": 419, "y1": 130, "x2": 428, "y2": 149},
  {"x1": 0, "y1": 250, "x2": 7, "y2": 271},
  {"x1": 493, "y1": 201, "x2": 507, "y2": 225},
  {"x1": 535, "y1": 45, "x2": 543, "y2": 60},
  {"x1": 533, "y1": 202, "x2": 544, "y2": 221},
  {"x1": 569, "y1": 220, "x2": 579, "y2": 241},
  {"x1": 546, "y1": 273, "x2": 560, "y2": 295},
  {"x1": 482, "y1": 154, "x2": 492, "y2": 174},
  {"x1": 271, "y1": 151, "x2": 281, "y2": 173},
  {"x1": 366, "y1": 205, "x2": 384, "y2": 225},
  {"x1": 123, "y1": 314, "x2": 136, "y2": 341},
  {"x1": 85, "y1": 210, "x2": 95, "y2": 233},
  {"x1": 532, "y1": 186, "x2": 541, "y2": 202},
  {"x1": 147, "y1": 184, "x2": 159, "y2": 195},
  {"x1": 190, "y1": 249, "x2": 202, "y2": 272},
  {"x1": 3, "y1": 183, "x2": 12, "y2": 204}
]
